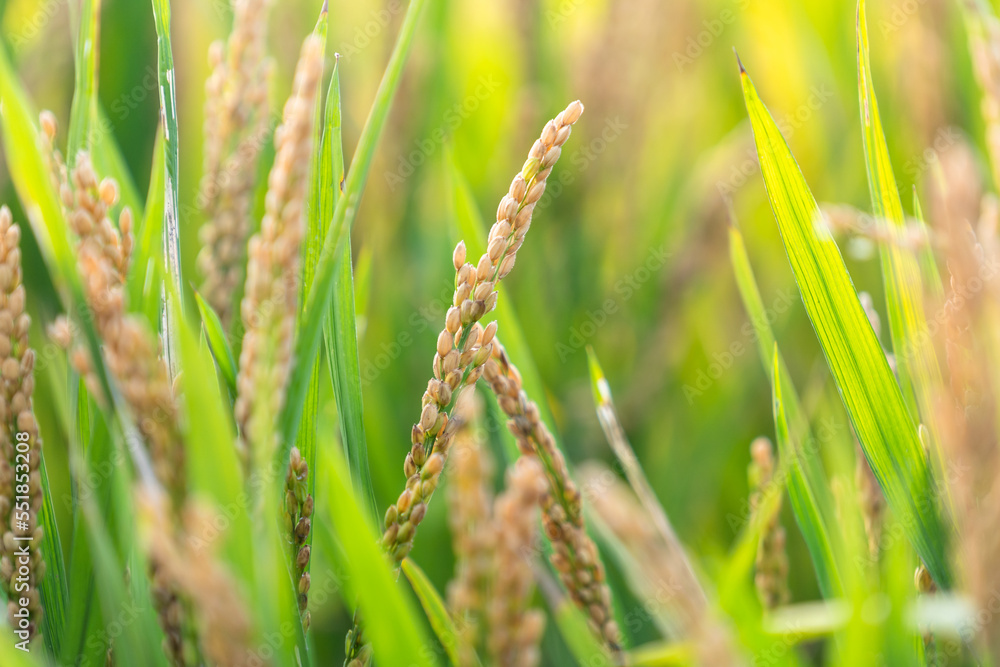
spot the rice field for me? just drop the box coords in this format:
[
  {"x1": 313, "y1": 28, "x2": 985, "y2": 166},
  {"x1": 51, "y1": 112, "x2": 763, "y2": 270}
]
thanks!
[{"x1": 0, "y1": 0, "x2": 998, "y2": 665}]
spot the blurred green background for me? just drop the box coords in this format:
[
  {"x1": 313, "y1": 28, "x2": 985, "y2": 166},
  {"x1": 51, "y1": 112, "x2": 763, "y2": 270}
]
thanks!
[{"x1": 0, "y1": 0, "x2": 988, "y2": 660}]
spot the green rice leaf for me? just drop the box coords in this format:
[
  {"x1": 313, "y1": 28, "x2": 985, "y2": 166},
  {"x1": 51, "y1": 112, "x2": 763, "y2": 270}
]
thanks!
[
  {"x1": 170, "y1": 292, "x2": 251, "y2": 582},
  {"x1": 857, "y1": 0, "x2": 942, "y2": 427},
  {"x1": 193, "y1": 288, "x2": 237, "y2": 398},
  {"x1": 739, "y1": 59, "x2": 951, "y2": 588},
  {"x1": 36, "y1": 452, "x2": 67, "y2": 655},
  {"x1": 771, "y1": 346, "x2": 844, "y2": 596},
  {"x1": 729, "y1": 224, "x2": 842, "y2": 598},
  {"x1": 61, "y1": 380, "x2": 109, "y2": 667},
  {"x1": 444, "y1": 147, "x2": 554, "y2": 453},
  {"x1": 67, "y1": 0, "x2": 100, "y2": 160},
  {"x1": 296, "y1": 8, "x2": 330, "y2": 524},
  {"x1": 313, "y1": 55, "x2": 378, "y2": 520},
  {"x1": 84, "y1": 439, "x2": 168, "y2": 667},
  {"x1": 130, "y1": 126, "x2": 166, "y2": 330},
  {"x1": 318, "y1": 446, "x2": 438, "y2": 667},
  {"x1": 278, "y1": 0, "x2": 429, "y2": 471},
  {"x1": 401, "y1": 558, "x2": 465, "y2": 667},
  {"x1": 149, "y1": 0, "x2": 182, "y2": 369}
]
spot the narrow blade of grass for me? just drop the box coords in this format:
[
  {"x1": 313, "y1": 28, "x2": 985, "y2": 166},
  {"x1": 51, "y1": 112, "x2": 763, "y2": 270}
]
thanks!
[
  {"x1": 278, "y1": 0, "x2": 429, "y2": 471},
  {"x1": 584, "y1": 346, "x2": 709, "y2": 610},
  {"x1": 84, "y1": 447, "x2": 168, "y2": 667},
  {"x1": 317, "y1": 445, "x2": 437, "y2": 667},
  {"x1": 170, "y1": 292, "x2": 251, "y2": 581},
  {"x1": 149, "y1": 0, "x2": 182, "y2": 372},
  {"x1": 318, "y1": 58, "x2": 378, "y2": 521},
  {"x1": 193, "y1": 288, "x2": 237, "y2": 398},
  {"x1": 857, "y1": 0, "x2": 942, "y2": 428},
  {"x1": 729, "y1": 223, "x2": 842, "y2": 598},
  {"x1": 61, "y1": 380, "x2": 111, "y2": 667},
  {"x1": 67, "y1": 0, "x2": 100, "y2": 160},
  {"x1": 401, "y1": 558, "x2": 465, "y2": 667},
  {"x1": 739, "y1": 59, "x2": 951, "y2": 588},
  {"x1": 297, "y1": 9, "x2": 330, "y2": 536},
  {"x1": 36, "y1": 452, "x2": 67, "y2": 655},
  {"x1": 771, "y1": 346, "x2": 843, "y2": 599},
  {"x1": 130, "y1": 126, "x2": 166, "y2": 329}
]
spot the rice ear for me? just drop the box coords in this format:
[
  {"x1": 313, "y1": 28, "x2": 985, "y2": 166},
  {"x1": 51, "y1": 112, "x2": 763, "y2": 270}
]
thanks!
[
  {"x1": 0, "y1": 205, "x2": 46, "y2": 646},
  {"x1": 197, "y1": 0, "x2": 274, "y2": 329},
  {"x1": 482, "y1": 340, "x2": 622, "y2": 653},
  {"x1": 487, "y1": 457, "x2": 546, "y2": 667},
  {"x1": 445, "y1": 395, "x2": 494, "y2": 665},
  {"x1": 233, "y1": 34, "x2": 324, "y2": 474}
]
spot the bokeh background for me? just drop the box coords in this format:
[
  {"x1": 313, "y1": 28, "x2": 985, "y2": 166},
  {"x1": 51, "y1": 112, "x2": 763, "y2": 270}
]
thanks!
[{"x1": 0, "y1": 0, "x2": 985, "y2": 661}]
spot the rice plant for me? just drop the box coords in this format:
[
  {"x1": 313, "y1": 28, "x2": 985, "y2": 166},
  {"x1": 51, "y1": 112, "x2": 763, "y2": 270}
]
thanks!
[{"x1": 1, "y1": 0, "x2": 1000, "y2": 665}]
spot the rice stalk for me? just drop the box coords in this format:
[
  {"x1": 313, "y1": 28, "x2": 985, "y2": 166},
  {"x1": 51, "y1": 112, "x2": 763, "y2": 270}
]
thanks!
[
  {"x1": 39, "y1": 114, "x2": 184, "y2": 502},
  {"x1": 283, "y1": 446, "x2": 313, "y2": 628},
  {"x1": 487, "y1": 456, "x2": 547, "y2": 667},
  {"x1": 233, "y1": 34, "x2": 323, "y2": 474},
  {"x1": 482, "y1": 340, "x2": 621, "y2": 652},
  {"x1": 445, "y1": 394, "x2": 494, "y2": 666},
  {"x1": 345, "y1": 99, "x2": 584, "y2": 667},
  {"x1": 380, "y1": 99, "x2": 584, "y2": 566},
  {"x1": 0, "y1": 206, "x2": 46, "y2": 647},
  {"x1": 579, "y1": 463, "x2": 741, "y2": 666},
  {"x1": 586, "y1": 348, "x2": 709, "y2": 612},
  {"x1": 197, "y1": 0, "x2": 274, "y2": 329}
]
